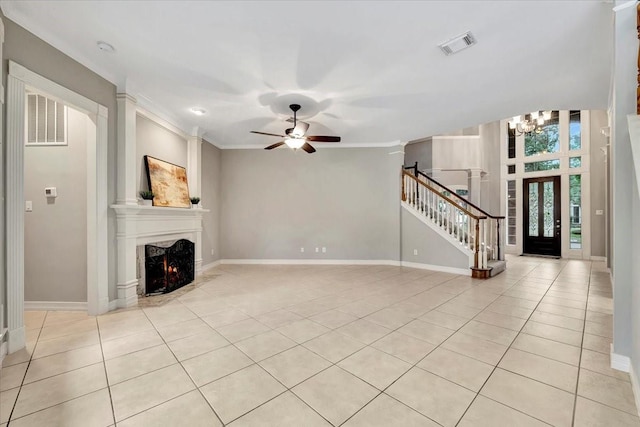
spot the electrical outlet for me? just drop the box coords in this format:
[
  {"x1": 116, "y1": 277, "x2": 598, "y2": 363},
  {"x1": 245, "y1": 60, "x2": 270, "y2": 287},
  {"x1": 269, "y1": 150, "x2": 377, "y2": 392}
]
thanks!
[
  {"x1": 322, "y1": 247, "x2": 326, "y2": 253},
  {"x1": 413, "y1": 249, "x2": 418, "y2": 255},
  {"x1": 300, "y1": 247, "x2": 305, "y2": 253},
  {"x1": 595, "y1": 209, "x2": 604, "y2": 216},
  {"x1": 315, "y1": 247, "x2": 319, "y2": 253}
]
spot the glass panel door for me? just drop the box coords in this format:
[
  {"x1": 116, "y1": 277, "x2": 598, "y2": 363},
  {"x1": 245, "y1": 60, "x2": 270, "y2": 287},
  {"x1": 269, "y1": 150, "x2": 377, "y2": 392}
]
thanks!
[{"x1": 523, "y1": 176, "x2": 561, "y2": 256}]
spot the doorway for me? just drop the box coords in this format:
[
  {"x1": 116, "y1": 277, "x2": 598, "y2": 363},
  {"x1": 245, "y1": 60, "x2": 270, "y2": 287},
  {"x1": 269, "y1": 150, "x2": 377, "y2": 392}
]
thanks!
[{"x1": 523, "y1": 176, "x2": 561, "y2": 256}]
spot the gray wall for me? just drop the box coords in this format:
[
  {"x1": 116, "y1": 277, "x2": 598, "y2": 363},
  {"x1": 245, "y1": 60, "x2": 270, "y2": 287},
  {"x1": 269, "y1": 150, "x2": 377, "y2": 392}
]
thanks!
[
  {"x1": 404, "y1": 139, "x2": 432, "y2": 170},
  {"x1": 220, "y1": 147, "x2": 403, "y2": 260},
  {"x1": 3, "y1": 16, "x2": 119, "y2": 301},
  {"x1": 589, "y1": 110, "x2": 609, "y2": 258},
  {"x1": 611, "y1": 2, "x2": 637, "y2": 370},
  {"x1": 479, "y1": 122, "x2": 501, "y2": 215},
  {"x1": 24, "y1": 108, "x2": 88, "y2": 302},
  {"x1": 201, "y1": 140, "x2": 221, "y2": 266},
  {"x1": 136, "y1": 114, "x2": 188, "y2": 193},
  {"x1": 400, "y1": 208, "x2": 471, "y2": 271}
]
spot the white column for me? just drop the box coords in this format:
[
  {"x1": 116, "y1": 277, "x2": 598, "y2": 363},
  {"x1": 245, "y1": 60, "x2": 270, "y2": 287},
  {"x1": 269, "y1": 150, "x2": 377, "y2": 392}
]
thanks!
[
  {"x1": 6, "y1": 73, "x2": 26, "y2": 353},
  {"x1": 87, "y1": 106, "x2": 110, "y2": 315},
  {"x1": 0, "y1": 17, "x2": 6, "y2": 354},
  {"x1": 187, "y1": 135, "x2": 202, "y2": 198},
  {"x1": 468, "y1": 168, "x2": 483, "y2": 206},
  {"x1": 116, "y1": 213, "x2": 139, "y2": 308},
  {"x1": 116, "y1": 94, "x2": 138, "y2": 205}
]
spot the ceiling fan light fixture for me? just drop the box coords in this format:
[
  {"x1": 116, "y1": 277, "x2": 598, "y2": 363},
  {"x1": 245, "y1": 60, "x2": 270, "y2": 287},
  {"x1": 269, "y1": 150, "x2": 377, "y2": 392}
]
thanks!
[
  {"x1": 284, "y1": 137, "x2": 305, "y2": 149},
  {"x1": 190, "y1": 107, "x2": 206, "y2": 116},
  {"x1": 290, "y1": 121, "x2": 309, "y2": 138}
]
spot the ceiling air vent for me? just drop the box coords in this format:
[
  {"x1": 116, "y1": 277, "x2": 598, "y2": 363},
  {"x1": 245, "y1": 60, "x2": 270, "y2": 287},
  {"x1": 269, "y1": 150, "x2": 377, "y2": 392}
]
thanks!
[{"x1": 439, "y1": 31, "x2": 476, "y2": 56}]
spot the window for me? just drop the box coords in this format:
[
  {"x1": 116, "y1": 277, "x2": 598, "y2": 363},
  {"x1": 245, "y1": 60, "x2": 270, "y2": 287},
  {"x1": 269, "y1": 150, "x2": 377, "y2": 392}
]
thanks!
[
  {"x1": 569, "y1": 110, "x2": 581, "y2": 150},
  {"x1": 26, "y1": 93, "x2": 67, "y2": 145},
  {"x1": 524, "y1": 159, "x2": 560, "y2": 172},
  {"x1": 524, "y1": 111, "x2": 559, "y2": 156},
  {"x1": 507, "y1": 164, "x2": 515, "y2": 174},
  {"x1": 508, "y1": 126, "x2": 516, "y2": 159},
  {"x1": 570, "y1": 174, "x2": 582, "y2": 249},
  {"x1": 569, "y1": 156, "x2": 581, "y2": 168},
  {"x1": 507, "y1": 180, "x2": 516, "y2": 245}
]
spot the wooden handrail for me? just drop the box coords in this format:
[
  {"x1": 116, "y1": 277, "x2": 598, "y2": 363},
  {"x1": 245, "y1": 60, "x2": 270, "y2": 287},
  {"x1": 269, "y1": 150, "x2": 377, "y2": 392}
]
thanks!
[
  {"x1": 403, "y1": 171, "x2": 487, "y2": 220},
  {"x1": 404, "y1": 162, "x2": 505, "y2": 219}
]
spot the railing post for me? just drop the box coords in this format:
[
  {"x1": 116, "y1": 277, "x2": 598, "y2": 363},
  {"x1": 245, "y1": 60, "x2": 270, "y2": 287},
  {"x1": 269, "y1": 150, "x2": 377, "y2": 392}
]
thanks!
[
  {"x1": 474, "y1": 220, "x2": 480, "y2": 269},
  {"x1": 413, "y1": 161, "x2": 418, "y2": 177},
  {"x1": 496, "y1": 218, "x2": 501, "y2": 261},
  {"x1": 401, "y1": 170, "x2": 406, "y2": 202}
]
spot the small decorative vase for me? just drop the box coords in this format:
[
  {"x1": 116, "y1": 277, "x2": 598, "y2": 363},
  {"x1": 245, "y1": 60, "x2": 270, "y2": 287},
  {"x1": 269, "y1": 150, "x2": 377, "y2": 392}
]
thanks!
[
  {"x1": 141, "y1": 199, "x2": 153, "y2": 206},
  {"x1": 191, "y1": 203, "x2": 199, "y2": 209}
]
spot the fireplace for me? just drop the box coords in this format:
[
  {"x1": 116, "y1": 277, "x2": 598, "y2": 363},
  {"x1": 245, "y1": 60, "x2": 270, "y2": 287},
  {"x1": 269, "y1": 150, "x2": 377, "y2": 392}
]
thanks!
[{"x1": 145, "y1": 239, "x2": 195, "y2": 295}]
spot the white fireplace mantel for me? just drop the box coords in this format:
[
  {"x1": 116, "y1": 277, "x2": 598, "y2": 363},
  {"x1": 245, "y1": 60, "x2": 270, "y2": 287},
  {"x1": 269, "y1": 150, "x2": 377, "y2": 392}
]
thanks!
[{"x1": 111, "y1": 204, "x2": 208, "y2": 307}]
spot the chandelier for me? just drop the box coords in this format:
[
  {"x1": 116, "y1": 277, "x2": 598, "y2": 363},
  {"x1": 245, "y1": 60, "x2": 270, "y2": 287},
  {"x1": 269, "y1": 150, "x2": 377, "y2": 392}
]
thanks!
[{"x1": 509, "y1": 111, "x2": 552, "y2": 136}]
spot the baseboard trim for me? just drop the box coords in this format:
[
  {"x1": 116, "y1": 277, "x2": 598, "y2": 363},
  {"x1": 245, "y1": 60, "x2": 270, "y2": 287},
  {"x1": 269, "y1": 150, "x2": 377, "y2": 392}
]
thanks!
[
  {"x1": 400, "y1": 261, "x2": 469, "y2": 276},
  {"x1": 219, "y1": 259, "x2": 402, "y2": 266},
  {"x1": 201, "y1": 260, "x2": 221, "y2": 271},
  {"x1": 108, "y1": 300, "x2": 118, "y2": 311},
  {"x1": 590, "y1": 256, "x2": 607, "y2": 262},
  {"x1": 610, "y1": 344, "x2": 631, "y2": 372},
  {"x1": 630, "y1": 363, "x2": 640, "y2": 418},
  {"x1": 24, "y1": 301, "x2": 88, "y2": 311}
]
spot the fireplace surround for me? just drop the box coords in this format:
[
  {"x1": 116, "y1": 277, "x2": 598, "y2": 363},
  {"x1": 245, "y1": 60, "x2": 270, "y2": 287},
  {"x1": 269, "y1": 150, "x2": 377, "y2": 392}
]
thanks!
[{"x1": 111, "y1": 204, "x2": 208, "y2": 307}]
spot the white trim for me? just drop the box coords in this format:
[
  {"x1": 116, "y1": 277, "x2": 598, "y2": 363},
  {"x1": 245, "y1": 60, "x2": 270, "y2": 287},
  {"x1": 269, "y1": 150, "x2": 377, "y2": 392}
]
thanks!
[
  {"x1": 400, "y1": 261, "x2": 470, "y2": 275},
  {"x1": 220, "y1": 259, "x2": 402, "y2": 266},
  {"x1": 136, "y1": 106, "x2": 189, "y2": 139},
  {"x1": 6, "y1": 60, "x2": 110, "y2": 355},
  {"x1": 630, "y1": 363, "x2": 640, "y2": 418},
  {"x1": 24, "y1": 301, "x2": 88, "y2": 311},
  {"x1": 610, "y1": 344, "x2": 631, "y2": 372},
  {"x1": 590, "y1": 256, "x2": 607, "y2": 262},
  {"x1": 109, "y1": 300, "x2": 118, "y2": 311},
  {"x1": 201, "y1": 260, "x2": 221, "y2": 271},
  {"x1": 216, "y1": 140, "x2": 405, "y2": 150}
]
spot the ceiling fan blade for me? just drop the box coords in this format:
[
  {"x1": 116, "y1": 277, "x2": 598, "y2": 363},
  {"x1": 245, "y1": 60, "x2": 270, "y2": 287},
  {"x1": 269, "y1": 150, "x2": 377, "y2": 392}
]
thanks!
[
  {"x1": 251, "y1": 131, "x2": 286, "y2": 138},
  {"x1": 301, "y1": 142, "x2": 316, "y2": 154},
  {"x1": 264, "y1": 141, "x2": 285, "y2": 150},
  {"x1": 306, "y1": 135, "x2": 341, "y2": 142}
]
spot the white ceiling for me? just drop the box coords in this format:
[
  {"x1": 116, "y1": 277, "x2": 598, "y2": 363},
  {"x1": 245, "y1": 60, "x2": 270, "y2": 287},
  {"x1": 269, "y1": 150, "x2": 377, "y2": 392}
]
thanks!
[{"x1": 1, "y1": 1, "x2": 614, "y2": 148}]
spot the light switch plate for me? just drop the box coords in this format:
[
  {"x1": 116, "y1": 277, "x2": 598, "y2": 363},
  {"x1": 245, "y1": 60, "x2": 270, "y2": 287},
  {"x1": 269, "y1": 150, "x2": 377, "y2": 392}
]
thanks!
[
  {"x1": 25, "y1": 201, "x2": 33, "y2": 212},
  {"x1": 595, "y1": 209, "x2": 604, "y2": 216}
]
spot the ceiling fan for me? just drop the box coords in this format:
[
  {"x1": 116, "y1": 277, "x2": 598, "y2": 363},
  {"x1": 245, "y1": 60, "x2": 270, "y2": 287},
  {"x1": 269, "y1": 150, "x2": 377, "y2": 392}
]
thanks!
[{"x1": 250, "y1": 104, "x2": 341, "y2": 153}]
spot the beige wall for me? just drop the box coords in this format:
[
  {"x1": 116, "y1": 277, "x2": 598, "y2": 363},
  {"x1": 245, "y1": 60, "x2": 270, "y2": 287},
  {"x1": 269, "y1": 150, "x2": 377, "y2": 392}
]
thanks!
[
  {"x1": 201, "y1": 141, "x2": 221, "y2": 265},
  {"x1": 24, "y1": 107, "x2": 89, "y2": 302}
]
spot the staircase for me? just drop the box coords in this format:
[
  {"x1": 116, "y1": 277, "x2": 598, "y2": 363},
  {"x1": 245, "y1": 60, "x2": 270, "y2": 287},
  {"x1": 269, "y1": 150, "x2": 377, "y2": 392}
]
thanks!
[{"x1": 402, "y1": 164, "x2": 506, "y2": 277}]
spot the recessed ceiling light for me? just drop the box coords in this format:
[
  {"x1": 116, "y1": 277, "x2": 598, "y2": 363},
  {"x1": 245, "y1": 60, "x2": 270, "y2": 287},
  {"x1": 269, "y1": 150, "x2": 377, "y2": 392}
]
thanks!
[
  {"x1": 191, "y1": 108, "x2": 206, "y2": 116},
  {"x1": 97, "y1": 41, "x2": 115, "y2": 53}
]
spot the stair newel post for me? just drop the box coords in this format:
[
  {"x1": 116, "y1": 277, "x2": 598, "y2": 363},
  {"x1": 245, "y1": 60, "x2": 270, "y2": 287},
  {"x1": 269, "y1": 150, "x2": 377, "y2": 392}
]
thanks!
[
  {"x1": 413, "y1": 161, "x2": 419, "y2": 178},
  {"x1": 482, "y1": 219, "x2": 488, "y2": 269},
  {"x1": 474, "y1": 219, "x2": 480, "y2": 269},
  {"x1": 401, "y1": 171, "x2": 406, "y2": 202}
]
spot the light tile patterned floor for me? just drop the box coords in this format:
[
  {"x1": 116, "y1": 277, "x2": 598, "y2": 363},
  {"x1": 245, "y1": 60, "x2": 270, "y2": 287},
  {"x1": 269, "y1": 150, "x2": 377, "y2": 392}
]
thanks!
[{"x1": 1, "y1": 256, "x2": 639, "y2": 426}]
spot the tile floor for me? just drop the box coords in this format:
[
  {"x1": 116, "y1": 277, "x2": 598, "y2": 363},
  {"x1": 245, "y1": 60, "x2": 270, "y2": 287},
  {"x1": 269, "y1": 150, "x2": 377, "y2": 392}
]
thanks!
[{"x1": 1, "y1": 256, "x2": 639, "y2": 426}]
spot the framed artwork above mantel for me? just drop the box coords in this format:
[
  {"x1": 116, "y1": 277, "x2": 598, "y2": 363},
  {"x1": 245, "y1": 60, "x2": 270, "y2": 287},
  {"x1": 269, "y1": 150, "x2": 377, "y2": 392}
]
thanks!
[{"x1": 144, "y1": 155, "x2": 191, "y2": 208}]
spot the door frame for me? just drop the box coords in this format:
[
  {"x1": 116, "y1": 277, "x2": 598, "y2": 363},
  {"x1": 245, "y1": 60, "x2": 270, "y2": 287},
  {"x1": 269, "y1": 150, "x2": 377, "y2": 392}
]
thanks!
[
  {"x1": 523, "y1": 175, "x2": 562, "y2": 256},
  {"x1": 5, "y1": 61, "x2": 109, "y2": 353}
]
